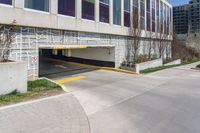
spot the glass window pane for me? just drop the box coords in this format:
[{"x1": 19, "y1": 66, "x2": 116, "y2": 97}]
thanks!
[
  {"x1": 140, "y1": 0, "x2": 145, "y2": 29},
  {"x1": 0, "y1": 0, "x2": 12, "y2": 5},
  {"x1": 156, "y1": 0, "x2": 159, "y2": 32},
  {"x1": 124, "y1": 12, "x2": 130, "y2": 27},
  {"x1": 100, "y1": 0, "x2": 109, "y2": 23},
  {"x1": 152, "y1": 0, "x2": 155, "y2": 32},
  {"x1": 25, "y1": 0, "x2": 49, "y2": 12},
  {"x1": 58, "y1": 0, "x2": 75, "y2": 17},
  {"x1": 82, "y1": 0, "x2": 95, "y2": 20},
  {"x1": 113, "y1": 0, "x2": 121, "y2": 25},
  {"x1": 124, "y1": 0, "x2": 130, "y2": 12},
  {"x1": 146, "y1": 0, "x2": 150, "y2": 31},
  {"x1": 124, "y1": 0, "x2": 130, "y2": 27}
]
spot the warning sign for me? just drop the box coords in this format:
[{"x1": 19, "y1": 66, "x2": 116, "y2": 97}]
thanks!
[{"x1": 31, "y1": 56, "x2": 38, "y2": 64}]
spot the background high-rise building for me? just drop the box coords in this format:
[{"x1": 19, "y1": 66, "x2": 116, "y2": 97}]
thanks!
[
  {"x1": 189, "y1": 0, "x2": 200, "y2": 33},
  {"x1": 173, "y1": 0, "x2": 200, "y2": 34},
  {"x1": 173, "y1": 4, "x2": 189, "y2": 34}
]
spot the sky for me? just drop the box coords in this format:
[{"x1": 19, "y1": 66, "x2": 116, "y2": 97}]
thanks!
[{"x1": 170, "y1": 0, "x2": 189, "y2": 6}]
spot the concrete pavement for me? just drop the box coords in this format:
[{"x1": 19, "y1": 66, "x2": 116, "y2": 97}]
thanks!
[
  {"x1": 0, "y1": 94, "x2": 90, "y2": 133},
  {"x1": 61, "y1": 62, "x2": 200, "y2": 133},
  {"x1": 0, "y1": 60, "x2": 200, "y2": 133}
]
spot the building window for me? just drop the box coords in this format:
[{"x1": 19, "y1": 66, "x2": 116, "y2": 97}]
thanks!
[
  {"x1": 100, "y1": 0, "x2": 109, "y2": 23},
  {"x1": 156, "y1": 0, "x2": 159, "y2": 32},
  {"x1": 82, "y1": 0, "x2": 95, "y2": 20},
  {"x1": 146, "y1": 0, "x2": 150, "y2": 31},
  {"x1": 160, "y1": 1, "x2": 163, "y2": 33},
  {"x1": 164, "y1": 4, "x2": 167, "y2": 34},
  {"x1": 167, "y1": 6, "x2": 170, "y2": 34},
  {"x1": 152, "y1": 0, "x2": 155, "y2": 32},
  {"x1": 0, "y1": 0, "x2": 12, "y2": 5},
  {"x1": 133, "y1": 0, "x2": 138, "y2": 13},
  {"x1": 140, "y1": 0, "x2": 145, "y2": 29},
  {"x1": 113, "y1": 0, "x2": 121, "y2": 25},
  {"x1": 124, "y1": 0, "x2": 130, "y2": 27},
  {"x1": 25, "y1": 0, "x2": 49, "y2": 12},
  {"x1": 58, "y1": 0, "x2": 75, "y2": 17}
]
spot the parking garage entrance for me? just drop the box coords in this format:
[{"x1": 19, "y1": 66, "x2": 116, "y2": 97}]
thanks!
[{"x1": 39, "y1": 46, "x2": 115, "y2": 78}]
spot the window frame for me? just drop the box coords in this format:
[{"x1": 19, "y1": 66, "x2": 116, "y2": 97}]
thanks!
[
  {"x1": 24, "y1": 0, "x2": 50, "y2": 14},
  {"x1": 99, "y1": 0, "x2": 110, "y2": 23},
  {"x1": 82, "y1": 0, "x2": 95, "y2": 21},
  {"x1": 57, "y1": 0, "x2": 76, "y2": 17},
  {"x1": 113, "y1": 0, "x2": 121, "y2": 26},
  {"x1": 0, "y1": 0, "x2": 13, "y2": 7}
]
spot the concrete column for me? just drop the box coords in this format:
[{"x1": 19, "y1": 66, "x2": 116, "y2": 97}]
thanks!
[
  {"x1": 121, "y1": 0, "x2": 124, "y2": 26},
  {"x1": 95, "y1": 0, "x2": 100, "y2": 22},
  {"x1": 109, "y1": 0, "x2": 113, "y2": 25},
  {"x1": 14, "y1": 0, "x2": 24, "y2": 9},
  {"x1": 130, "y1": 0, "x2": 133, "y2": 27},
  {"x1": 76, "y1": 0, "x2": 82, "y2": 19},
  {"x1": 51, "y1": 0, "x2": 58, "y2": 15},
  {"x1": 138, "y1": 0, "x2": 140, "y2": 28}
]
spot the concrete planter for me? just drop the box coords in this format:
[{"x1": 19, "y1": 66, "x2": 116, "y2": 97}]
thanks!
[
  {"x1": 164, "y1": 59, "x2": 181, "y2": 66},
  {"x1": 121, "y1": 58, "x2": 163, "y2": 73},
  {"x1": 0, "y1": 61, "x2": 27, "y2": 95},
  {"x1": 135, "y1": 58, "x2": 163, "y2": 73},
  {"x1": 120, "y1": 66, "x2": 136, "y2": 71}
]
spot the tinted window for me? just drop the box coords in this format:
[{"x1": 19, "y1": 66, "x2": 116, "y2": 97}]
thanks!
[
  {"x1": 82, "y1": 0, "x2": 95, "y2": 20},
  {"x1": 100, "y1": 0, "x2": 109, "y2": 23},
  {"x1": 25, "y1": 0, "x2": 49, "y2": 12},
  {"x1": 124, "y1": 0, "x2": 130, "y2": 27},
  {"x1": 58, "y1": 0, "x2": 75, "y2": 17},
  {"x1": 113, "y1": 0, "x2": 121, "y2": 25},
  {"x1": 0, "y1": 0, "x2": 12, "y2": 5}
]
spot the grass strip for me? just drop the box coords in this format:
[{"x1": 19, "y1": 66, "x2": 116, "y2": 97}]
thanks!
[
  {"x1": 140, "y1": 58, "x2": 200, "y2": 74},
  {"x1": 0, "y1": 79, "x2": 62, "y2": 106}
]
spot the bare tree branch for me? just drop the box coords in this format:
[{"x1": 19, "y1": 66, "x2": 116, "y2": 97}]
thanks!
[{"x1": 0, "y1": 22, "x2": 17, "y2": 62}]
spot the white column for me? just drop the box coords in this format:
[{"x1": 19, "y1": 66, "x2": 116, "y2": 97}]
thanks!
[
  {"x1": 95, "y1": 0, "x2": 100, "y2": 22},
  {"x1": 76, "y1": 0, "x2": 82, "y2": 19},
  {"x1": 130, "y1": 0, "x2": 133, "y2": 27},
  {"x1": 51, "y1": 0, "x2": 58, "y2": 15},
  {"x1": 14, "y1": 0, "x2": 24, "y2": 9},
  {"x1": 110, "y1": 0, "x2": 113, "y2": 25},
  {"x1": 121, "y1": 0, "x2": 124, "y2": 26},
  {"x1": 138, "y1": 0, "x2": 141, "y2": 28}
]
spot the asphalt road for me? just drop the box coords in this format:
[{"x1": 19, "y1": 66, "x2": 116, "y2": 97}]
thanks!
[
  {"x1": 39, "y1": 57, "x2": 96, "y2": 78},
  {"x1": 55, "y1": 61, "x2": 200, "y2": 133}
]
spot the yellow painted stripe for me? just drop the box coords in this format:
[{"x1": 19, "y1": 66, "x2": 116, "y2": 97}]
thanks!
[
  {"x1": 52, "y1": 45, "x2": 87, "y2": 50},
  {"x1": 67, "y1": 62, "x2": 138, "y2": 74},
  {"x1": 48, "y1": 58, "x2": 138, "y2": 75},
  {"x1": 55, "y1": 76, "x2": 87, "y2": 84},
  {"x1": 55, "y1": 65, "x2": 67, "y2": 69}
]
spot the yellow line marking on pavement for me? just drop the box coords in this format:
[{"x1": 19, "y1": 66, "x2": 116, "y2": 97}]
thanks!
[
  {"x1": 67, "y1": 62, "x2": 138, "y2": 74},
  {"x1": 48, "y1": 58, "x2": 138, "y2": 75},
  {"x1": 55, "y1": 76, "x2": 87, "y2": 84},
  {"x1": 52, "y1": 45, "x2": 87, "y2": 50},
  {"x1": 55, "y1": 65, "x2": 67, "y2": 69}
]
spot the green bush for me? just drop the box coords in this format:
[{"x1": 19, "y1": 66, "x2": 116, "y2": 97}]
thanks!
[{"x1": 197, "y1": 64, "x2": 200, "y2": 68}]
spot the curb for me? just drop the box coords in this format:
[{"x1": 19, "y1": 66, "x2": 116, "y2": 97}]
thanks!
[{"x1": 39, "y1": 77, "x2": 69, "y2": 92}]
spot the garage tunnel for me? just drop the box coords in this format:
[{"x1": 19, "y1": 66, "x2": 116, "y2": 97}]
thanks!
[{"x1": 38, "y1": 46, "x2": 115, "y2": 77}]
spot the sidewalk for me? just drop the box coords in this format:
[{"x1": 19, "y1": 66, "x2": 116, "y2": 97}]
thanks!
[{"x1": 0, "y1": 94, "x2": 90, "y2": 133}]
